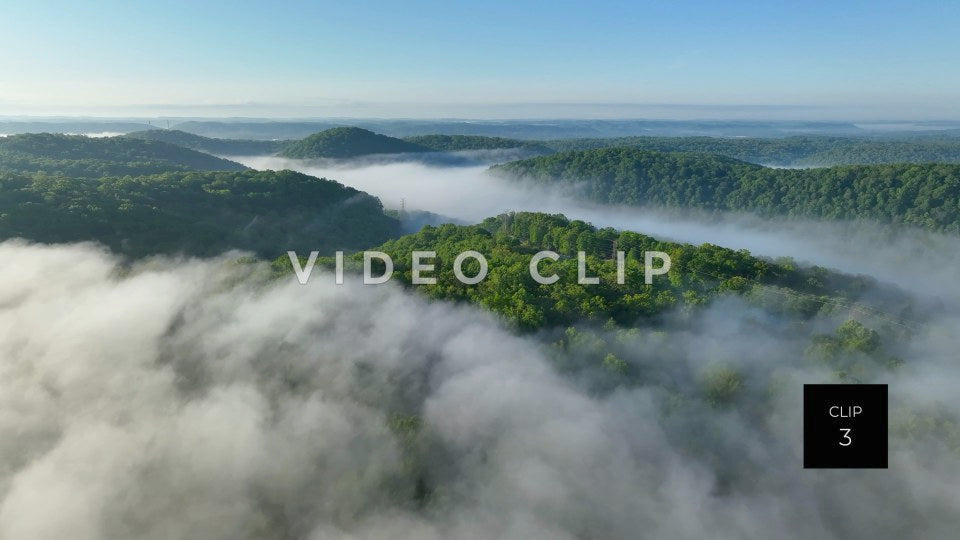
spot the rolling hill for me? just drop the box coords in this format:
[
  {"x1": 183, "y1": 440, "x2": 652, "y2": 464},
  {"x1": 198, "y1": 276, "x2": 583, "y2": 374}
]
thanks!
[
  {"x1": 542, "y1": 135, "x2": 960, "y2": 166},
  {"x1": 124, "y1": 129, "x2": 287, "y2": 156},
  {"x1": 494, "y1": 148, "x2": 960, "y2": 232},
  {"x1": 0, "y1": 133, "x2": 246, "y2": 177},
  {"x1": 279, "y1": 127, "x2": 431, "y2": 159},
  {"x1": 0, "y1": 169, "x2": 399, "y2": 257}
]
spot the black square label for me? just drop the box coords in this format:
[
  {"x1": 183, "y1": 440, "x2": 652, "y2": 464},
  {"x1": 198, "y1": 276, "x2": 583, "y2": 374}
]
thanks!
[{"x1": 804, "y1": 384, "x2": 888, "y2": 469}]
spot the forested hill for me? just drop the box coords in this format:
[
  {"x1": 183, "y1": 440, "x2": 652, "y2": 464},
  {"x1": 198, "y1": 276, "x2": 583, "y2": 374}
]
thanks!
[
  {"x1": 280, "y1": 127, "x2": 431, "y2": 159},
  {"x1": 402, "y1": 134, "x2": 553, "y2": 154},
  {"x1": 0, "y1": 133, "x2": 247, "y2": 177},
  {"x1": 117, "y1": 126, "x2": 960, "y2": 168},
  {"x1": 278, "y1": 212, "x2": 908, "y2": 332},
  {"x1": 124, "y1": 129, "x2": 288, "y2": 156},
  {"x1": 542, "y1": 135, "x2": 960, "y2": 166},
  {"x1": 494, "y1": 148, "x2": 960, "y2": 232},
  {"x1": 0, "y1": 169, "x2": 398, "y2": 257}
]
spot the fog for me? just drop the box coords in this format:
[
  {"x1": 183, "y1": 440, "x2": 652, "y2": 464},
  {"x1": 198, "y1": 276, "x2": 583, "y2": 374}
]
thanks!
[
  {"x1": 0, "y1": 132, "x2": 124, "y2": 138},
  {"x1": 63, "y1": 132, "x2": 126, "y2": 138},
  {"x1": 1, "y1": 241, "x2": 958, "y2": 539},
  {"x1": 236, "y1": 156, "x2": 960, "y2": 304}
]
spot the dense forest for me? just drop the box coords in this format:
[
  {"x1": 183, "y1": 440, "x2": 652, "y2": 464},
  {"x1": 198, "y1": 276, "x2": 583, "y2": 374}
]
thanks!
[
  {"x1": 277, "y1": 212, "x2": 908, "y2": 332},
  {"x1": 541, "y1": 135, "x2": 960, "y2": 166},
  {"x1": 124, "y1": 129, "x2": 288, "y2": 156},
  {"x1": 280, "y1": 127, "x2": 431, "y2": 159},
  {"x1": 495, "y1": 148, "x2": 960, "y2": 232},
  {"x1": 0, "y1": 169, "x2": 398, "y2": 257},
  {"x1": 0, "y1": 133, "x2": 246, "y2": 177}
]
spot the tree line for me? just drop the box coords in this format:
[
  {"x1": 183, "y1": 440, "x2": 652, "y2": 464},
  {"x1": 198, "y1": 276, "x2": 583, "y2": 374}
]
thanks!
[
  {"x1": 494, "y1": 148, "x2": 960, "y2": 232},
  {"x1": 0, "y1": 169, "x2": 398, "y2": 257}
]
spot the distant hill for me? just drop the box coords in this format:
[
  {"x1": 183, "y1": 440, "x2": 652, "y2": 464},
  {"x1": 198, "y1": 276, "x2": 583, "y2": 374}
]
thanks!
[
  {"x1": 402, "y1": 134, "x2": 552, "y2": 154},
  {"x1": 0, "y1": 121, "x2": 153, "y2": 135},
  {"x1": 168, "y1": 119, "x2": 870, "y2": 139},
  {"x1": 494, "y1": 147, "x2": 960, "y2": 232},
  {"x1": 0, "y1": 133, "x2": 246, "y2": 177},
  {"x1": 128, "y1": 130, "x2": 551, "y2": 160},
  {"x1": 542, "y1": 135, "x2": 960, "y2": 166},
  {"x1": 0, "y1": 169, "x2": 399, "y2": 257},
  {"x1": 129, "y1": 123, "x2": 960, "y2": 167},
  {"x1": 170, "y1": 121, "x2": 342, "y2": 140},
  {"x1": 280, "y1": 127, "x2": 431, "y2": 159},
  {"x1": 124, "y1": 129, "x2": 287, "y2": 156}
]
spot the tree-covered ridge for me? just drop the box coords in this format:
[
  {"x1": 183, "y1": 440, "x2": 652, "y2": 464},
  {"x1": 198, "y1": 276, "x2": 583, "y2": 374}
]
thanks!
[
  {"x1": 0, "y1": 169, "x2": 398, "y2": 258},
  {"x1": 121, "y1": 125, "x2": 960, "y2": 168},
  {"x1": 0, "y1": 133, "x2": 247, "y2": 177},
  {"x1": 402, "y1": 134, "x2": 552, "y2": 153},
  {"x1": 280, "y1": 127, "x2": 431, "y2": 159},
  {"x1": 124, "y1": 129, "x2": 288, "y2": 156},
  {"x1": 542, "y1": 135, "x2": 960, "y2": 166},
  {"x1": 494, "y1": 148, "x2": 960, "y2": 232},
  {"x1": 278, "y1": 212, "x2": 904, "y2": 331}
]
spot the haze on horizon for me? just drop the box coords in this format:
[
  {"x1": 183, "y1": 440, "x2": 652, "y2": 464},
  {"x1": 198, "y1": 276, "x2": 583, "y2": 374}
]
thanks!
[{"x1": 1, "y1": 0, "x2": 958, "y2": 121}]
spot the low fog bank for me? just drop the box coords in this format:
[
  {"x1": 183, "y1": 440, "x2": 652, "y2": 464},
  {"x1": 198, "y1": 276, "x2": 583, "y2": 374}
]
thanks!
[
  {"x1": 237, "y1": 156, "x2": 960, "y2": 304},
  {"x1": 591, "y1": 209, "x2": 960, "y2": 305},
  {"x1": 1, "y1": 241, "x2": 958, "y2": 539},
  {"x1": 0, "y1": 132, "x2": 125, "y2": 138},
  {"x1": 63, "y1": 132, "x2": 126, "y2": 138}
]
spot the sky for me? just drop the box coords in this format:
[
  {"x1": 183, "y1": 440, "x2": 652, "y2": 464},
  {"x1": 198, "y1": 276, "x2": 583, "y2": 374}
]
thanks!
[{"x1": 0, "y1": 0, "x2": 958, "y2": 119}]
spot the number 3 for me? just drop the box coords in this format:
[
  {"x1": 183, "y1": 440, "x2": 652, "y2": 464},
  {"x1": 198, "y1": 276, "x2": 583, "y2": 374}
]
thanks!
[{"x1": 839, "y1": 428, "x2": 853, "y2": 447}]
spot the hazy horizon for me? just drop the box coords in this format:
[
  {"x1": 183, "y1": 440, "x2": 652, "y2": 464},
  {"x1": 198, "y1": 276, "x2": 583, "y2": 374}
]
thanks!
[
  {"x1": 3, "y1": 0, "x2": 958, "y2": 121},
  {"x1": 1, "y1": 103, "x2": 959, "y2": 123}
]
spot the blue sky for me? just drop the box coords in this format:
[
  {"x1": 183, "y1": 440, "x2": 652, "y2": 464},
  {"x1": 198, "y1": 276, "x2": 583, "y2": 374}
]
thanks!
[{"x1": 1, "y1": 0, "x2": 957, "y2": 119}]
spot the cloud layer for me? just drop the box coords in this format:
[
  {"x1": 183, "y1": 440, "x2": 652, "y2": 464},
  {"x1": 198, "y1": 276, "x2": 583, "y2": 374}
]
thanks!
[{"x1": 1, "y1": 240, "x2": 958, "y2": 539}]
